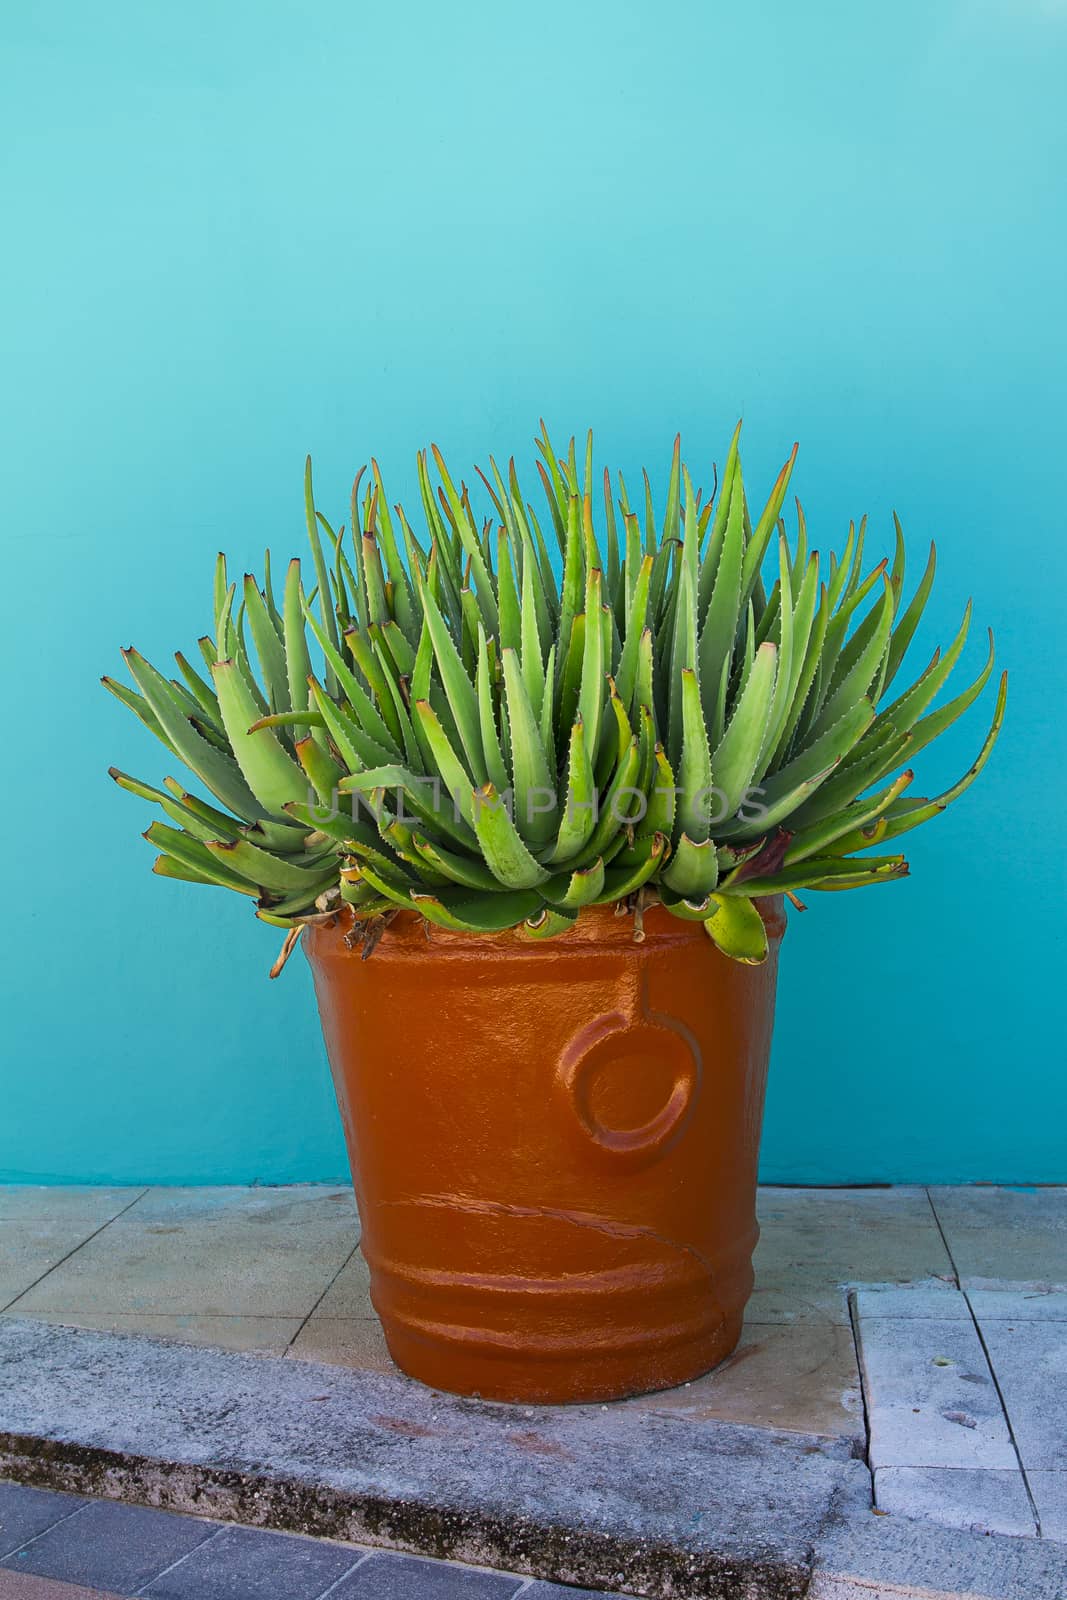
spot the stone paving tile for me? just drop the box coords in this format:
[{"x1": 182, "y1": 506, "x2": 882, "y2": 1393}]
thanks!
[
  {"x1": 0, "y1": 1310, "x2": 303, "y2": 1355},
  {"x1": 746, "y1": 1278, "x2": 856, "y2": 1326},
  {"x1": 946, "y1": 1238, "x2": 1067, "y2": 1290},
  {"x1": 0, "y1": 1226, "x2": 112, "y2": 1312},
  {"x1": 852, "y1": 1282, "x2": 971, "y2": 1320},
  {"x1": 754, "y1": 1220, "x2": 955, "y2": 1285},
  {"x1": 286, "y1": 1316, "x2": 397, "y2": 1372},
  {"x1": 968, "y1": 1288, "x2": 1067, "y2": 1321},
  {"x1": 873, "y1": 1466, "x2": 1037, "y2": 1538},
  {"x1": 140, "y1": 1523, "x2": 362, "y2": 1599},
  {"x1": 0, "y1": 1485, "x2": 86, "y2": 1563},
  {"x1": 759, "y1": 1186, "x2": 937, "y2": 1223},
  {"x1": 8, "y1": 1188, "x2": 357, "y2": 1319},
  {"x1": 752, "y1": 1189, "x2": 955, "y2": 1321},
  {"x1": 856, "y1": 1315, "x2": 1016, "y2": 1470},
  {"x1": 328, "y1": 1551, "x2": 525, "y2": 1598},
  {"x1": 630, "y1": 1322, "x2": 863, "y2": 1442},
  {"x1": 745, "y1": 1283, "x2": 851, "y2": 1324},
  {"x1": 0, "y1": 1487, "x2": 629, "y2": 1600},
  {"x1": 930, "y1": 1186, "x2": 1067, "y2": 1231},
  {"x1": 1029, "y1": 1472, "x2": 1067, "y2": 1542},
  {"x1": 0, "y1": 1501, "x2": 217, "y2": 1592},
  {"x1": 126, "y1": 1187, "x2": 356, "y2": 1227},
  {"x1": 930, "y1": 1186, "x2": 1067, "y2": 1289},
  {"x1": 979, "y1": 1320, "x2": 1067, "y2": 1471},
  {"x1": 0, "y1": 1190, "x2": 144, "y2": 1226},
  {"x1": 310, "y1": 1248, "x2": 372, "y2": 1317}
]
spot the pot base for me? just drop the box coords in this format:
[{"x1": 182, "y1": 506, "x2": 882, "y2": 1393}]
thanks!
[{"x1": 379, "y1": 1307, "x2": 746, "y2": 1405}]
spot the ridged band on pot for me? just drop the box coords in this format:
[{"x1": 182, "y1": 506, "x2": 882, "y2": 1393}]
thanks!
[{"x1": 304, "y1": 898, "x2": 785, "y2": 1405}]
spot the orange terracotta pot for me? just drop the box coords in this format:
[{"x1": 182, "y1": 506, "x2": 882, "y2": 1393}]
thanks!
[{"x1": 304, "y1": 898, "x2": 785, "y2": 1405}]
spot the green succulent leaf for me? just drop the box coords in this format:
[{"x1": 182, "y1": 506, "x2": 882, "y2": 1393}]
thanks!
[
  {"x1": 542, "y1": 858, "x2": 606, "y2": 909},
  {"x1": 471, "y1": 783, "x2": 551, "y2": 890},
  {"x1": 107, "y1": 429, "x2": 1003, "y2": 963},
  {"x1": 595, "y1": 831, "x2": 668, "y2": 901},
  {"x1": 212, "y1": 658, "x2": 309, "y2": 818},
  {"x1": 662, "y1": 833, "x2": 720, "y2": 898},
  {"x1": 122, "y1": 647, "x2": 266, "y2": 821},
  {"x1": 703, "y1": 894, "x2": 769, "y2": 964},
  {"x1": 522, "y1": 905, "x2": 579, "y2": 939},
  {"x1": 549, "y1": 716, "x2": 597, "y2": 864},
  {"x1": 502, "y1": 646, "x2": 557, "y2": 849},
  {"x1": 711, "y1": 640, "x2": 778, "y2": 817},
  {"x1": 411, "y1": 886, "x2": 542, "y2": 933}
]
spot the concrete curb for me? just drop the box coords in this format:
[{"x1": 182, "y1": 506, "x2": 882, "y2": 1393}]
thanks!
[
  {"x1": 811, "y1": 1509, "x2": 1067, "y2": 1599},
  {"x1": 2, "y1": 1319, "x2": 1065, "y2": 1599}
]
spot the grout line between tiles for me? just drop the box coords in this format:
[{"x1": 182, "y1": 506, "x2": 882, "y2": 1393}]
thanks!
[
  {"x1": 846, "y1": 1288, "x2": 874, "y2": 1479},
  {"x1": 285, "y1": 1238, "x2": 363, "y2": 1355},
  {"x1": 0, "y1": 1189, "x2": 150, "y2": 1315},
  {"x1": 313, "y1": 1551, "x2": 374, "y2": 1598},
  {"x1": 0, "y1": 1497, "x2": 92, "y2": 1564},
  {"x1": 926, "y1": 1187, "x2": 1043, "y2": 1537},
  {"x1": 868, "y1": 1463, "x2": 1052, "y2": 1473},
  {"x1": 961, "y1": 1287, "x2": 1043, "y2": 1538},
  {"x1": 132, "y1": 1523, "x2": 226, "y2": 1595},
  {"x1": 923, "y1": 1186, "x2": 960, "y2": 1290}
]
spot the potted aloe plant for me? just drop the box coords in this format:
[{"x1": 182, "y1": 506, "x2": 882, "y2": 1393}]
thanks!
[{"x1": 106, "y1": 426, "x2": 1004, "y2": 1404}]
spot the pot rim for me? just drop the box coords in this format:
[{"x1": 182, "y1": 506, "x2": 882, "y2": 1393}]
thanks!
[{"x1": 304, "y1": 896, "x2": 786, "y2": 962}]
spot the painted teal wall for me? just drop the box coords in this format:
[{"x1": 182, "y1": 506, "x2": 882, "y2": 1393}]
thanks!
[{"x1": 2, "y1": 1, "x2": 1064, "y2": 1186}]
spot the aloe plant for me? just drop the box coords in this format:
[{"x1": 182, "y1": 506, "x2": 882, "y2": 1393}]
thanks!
[{"x1": 105, "y1": 426, "x2": 1005, "y2": 968}]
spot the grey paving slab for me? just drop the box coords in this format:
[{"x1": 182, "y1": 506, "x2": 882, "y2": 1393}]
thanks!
[
  {"x1": 744, "y1": 1283, "x2": 851, "y2": 1324},
  {"x1": 140, "y1": 1523, "x2": 362, "y2": 1599},
  {"x1": 931, "y1": 1185, "x2": 1067, "y2": 1289},
  {"x1": 753, "y1": 1189, "x2": 955, "y2": 1317},
  {"x1": 0, "y1": 1226, "x2": 113, "y2": 1312},
  {"x1": 0, "y1": 1190, "x2": 144, "y2": 1225},
  {"x1": 329, "y1": 1551, "x2": 524, "y2": 1598},
  {"x1": 980, "y1": 1319, "x2": 1067, "y2": 1470},
  {"x1": 1, "y1": 1311, "x2": 304, "y2": 1356},
  {"x1": 0, "y1": 1485, "x2": 86, "y2": 1562},
  {"x1": 855, "y1": 1314, "x2": 1016, "y2": 1470},
  {"x1": 0, "y1": 1318, "x2": 853, "y2": 1600},
  {"x1": 852, "y1": 1282, "x2": 970, "y2": 1320},
  {"x1": 9, "y1": 1187, "x2": 357, "y2": 1319},
  {"x1": 873, "y1": 1465, "x2": 1036, "y2": 1538},
  {"x1": 968, "y1": 1287, "x2": 1067, "y2": 1321},
  {"x1": 627, "y1": 1321, "x2": 864, "y2": 1445},
  {"x1": 812, "y1": 1507, "x2": 1067, "y2": 1600},
  {"x1": 759, "y1": 1186, "x2": 937, "y2": 1223},
  {"x1": 287, "y1": 1316, "x2": 395, "y2": 1373},
  {"x1": 952, "y1": 1246, "x2": 1067, "y2": 1292},
  {"x1": 1029, "y1": 1471, "x2": 1067, "y2": 1543},
  {"x1": 0, "y1": 1500, "x2": 217, "y2": 1592},
  {"x1": 309, "y1": 1249, "x2": 371, "y2": 1317},
  {"x1": 929, "y1": 1185, "x2": 1067, "y2": 1231},
  {"x1": 126, "y1": 1186, "x2": 356, "y2": 1226}
]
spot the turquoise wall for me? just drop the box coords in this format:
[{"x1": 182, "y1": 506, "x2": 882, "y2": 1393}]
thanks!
[{"x1": 2, "y1": 1, "x2": 1064, "y2": 1186}]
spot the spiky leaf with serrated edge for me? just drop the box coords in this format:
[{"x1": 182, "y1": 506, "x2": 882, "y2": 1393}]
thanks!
[
  {"x1": 107, "y1": 427, "x2": 1003, "y2": 959},
  {"x1": 703, "y1": 895, "x2": 769, "y2": 963}
]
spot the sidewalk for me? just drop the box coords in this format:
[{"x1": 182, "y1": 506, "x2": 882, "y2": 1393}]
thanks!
[
  {"x1": 0, "y1": 1482, "x2": 584, "y2": 1600},
  {"x1": 1, "y1": 1184, "x2": 1065, "y2": 1597}
]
